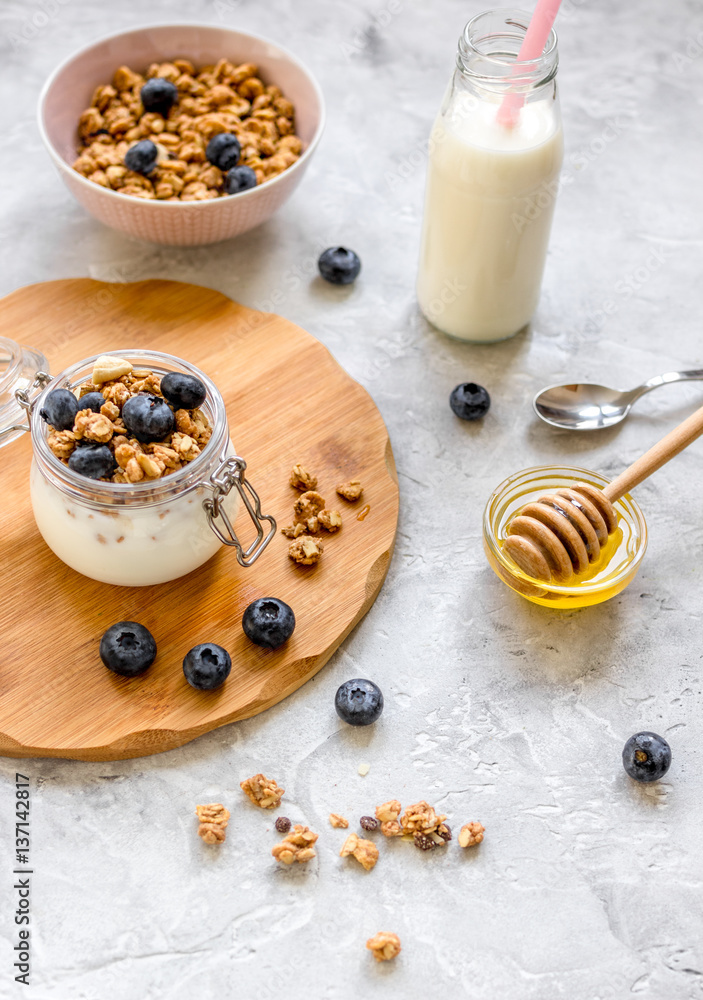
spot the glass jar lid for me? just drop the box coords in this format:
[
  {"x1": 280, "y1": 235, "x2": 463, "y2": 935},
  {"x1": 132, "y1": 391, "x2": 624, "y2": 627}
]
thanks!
[{"x1": 0, "y1": 337, "x2": 49, "y2": 448}]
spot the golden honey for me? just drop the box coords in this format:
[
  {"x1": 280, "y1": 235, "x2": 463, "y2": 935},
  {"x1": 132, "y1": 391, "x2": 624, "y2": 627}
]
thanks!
[{"x1": 483, "y1": 466, "x2": 647, "y2": 608}]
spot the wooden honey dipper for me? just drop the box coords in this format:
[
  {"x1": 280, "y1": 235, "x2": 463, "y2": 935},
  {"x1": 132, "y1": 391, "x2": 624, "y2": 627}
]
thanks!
[{"x1": 504, "y1": 403, "x2": 703, "y2": 583}]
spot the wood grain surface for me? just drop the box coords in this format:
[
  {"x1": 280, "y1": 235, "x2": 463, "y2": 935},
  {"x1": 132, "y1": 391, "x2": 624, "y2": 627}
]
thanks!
[{"x1": 0, "y1": 279, "x2": 399, "y2": 760}]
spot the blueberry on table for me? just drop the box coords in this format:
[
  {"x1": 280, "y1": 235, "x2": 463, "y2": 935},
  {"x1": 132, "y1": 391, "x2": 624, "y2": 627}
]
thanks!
[
  {"x1": 140, "y1": 78, "x2": 178, "y2": 115},
  {"x1": 124, "y1": 139, "x2": 158, "y2": 176},
  {"x1": 183, "y1": 644, "x2": 232, "y2": 690},
  {"x1": 622, "y1": 732, "x2": 671, "y2": 783},
  {"x1": 100, "y1": 621, "x2": 157, "y2": 677},
  {"x1": 318, "y1": 247, "x2": 361, "y2": 285},
  {"x1": 335, "y1": 678, "x2": 384, "y2": 726},
  {"x1": 160, "y1": 372, "x2": 206, "y2": 411},
  {"x1": 68, "y1": 443, "x2": 114, "y2": 480},
  {"x1": 206, "y1": 133, "x2": 241, "y2": 171},
  {"x1": 225, "y1": 165, "x2": 258, "y2": 195},
  {"x1": 242, "y1": 598, "x2": 296, "y2": 649},
  {"x1": 39, "y1": 388, "x2": 79, "y2": 430},
  {"x1": 78, "y1": 391, "x2": 106, "y2": 413},
  {"x1": 449, "y1": 382, "x2": 491, "y2": 421},
  {"x1": 122, "y1": 393, "x2": 175, "y2": 443}
]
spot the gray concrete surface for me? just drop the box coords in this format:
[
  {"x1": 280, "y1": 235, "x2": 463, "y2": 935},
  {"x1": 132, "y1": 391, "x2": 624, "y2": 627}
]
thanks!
[{"x1": 1, "y1": 0, "x2": 702, "y2": 997}]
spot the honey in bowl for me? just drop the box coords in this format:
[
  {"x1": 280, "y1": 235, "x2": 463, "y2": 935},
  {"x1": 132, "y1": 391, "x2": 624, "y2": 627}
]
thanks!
[{"x1": 483, "y1": 467, "x2": 647, "y2": 609}]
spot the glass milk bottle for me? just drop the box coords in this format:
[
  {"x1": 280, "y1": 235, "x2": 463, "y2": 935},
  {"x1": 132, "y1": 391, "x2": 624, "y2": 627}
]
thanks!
[{"x1": 417, "y1": 8, "x2": 563, "y2": 342}]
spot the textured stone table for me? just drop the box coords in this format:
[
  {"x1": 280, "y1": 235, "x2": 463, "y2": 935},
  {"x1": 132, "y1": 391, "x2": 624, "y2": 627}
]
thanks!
[{"x1": 1, "y1": 1, "x2": 703, "y2": 998}]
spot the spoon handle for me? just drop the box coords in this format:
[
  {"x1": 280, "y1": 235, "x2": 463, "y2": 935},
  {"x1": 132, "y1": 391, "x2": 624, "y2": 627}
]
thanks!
[
  {"x1": 604, "y1": 403, "x2": 703, "y2": 502},
  {"x1": 636, "y1": 368, "x2": 703, "y2": 396}
]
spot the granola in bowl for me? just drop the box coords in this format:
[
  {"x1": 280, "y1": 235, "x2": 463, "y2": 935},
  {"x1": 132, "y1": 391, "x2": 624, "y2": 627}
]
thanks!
[{"x1": 73, "y1": 58, "x2": 303, "y2": 201}]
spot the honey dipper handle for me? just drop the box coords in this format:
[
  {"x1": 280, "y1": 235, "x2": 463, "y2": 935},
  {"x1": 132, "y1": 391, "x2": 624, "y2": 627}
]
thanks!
[{"x1": 603, "y1": 403, "x2": 703, "y2": 502}]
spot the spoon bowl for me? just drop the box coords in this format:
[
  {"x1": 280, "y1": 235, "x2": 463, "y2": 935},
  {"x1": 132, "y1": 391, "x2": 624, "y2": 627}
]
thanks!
[{"x1": 533, "y1": 369, "x2": 703, "y2": 431}]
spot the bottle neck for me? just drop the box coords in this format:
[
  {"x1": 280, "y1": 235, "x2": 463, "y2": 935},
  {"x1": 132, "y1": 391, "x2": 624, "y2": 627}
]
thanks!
[{"x1": 456, "y1": 8, "x2": 559, "y2": 98}]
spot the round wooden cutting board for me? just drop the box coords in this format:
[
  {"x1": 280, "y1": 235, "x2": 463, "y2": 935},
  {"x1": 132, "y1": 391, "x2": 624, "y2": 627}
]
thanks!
[{"x1": 0, "y1": 279, "x2": 399, "y2": 761}]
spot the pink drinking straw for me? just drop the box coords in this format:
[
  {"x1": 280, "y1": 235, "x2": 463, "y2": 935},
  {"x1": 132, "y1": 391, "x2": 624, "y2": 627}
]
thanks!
[{"x1": 496, "y1": 0, "x2": 562, "y2": 128}]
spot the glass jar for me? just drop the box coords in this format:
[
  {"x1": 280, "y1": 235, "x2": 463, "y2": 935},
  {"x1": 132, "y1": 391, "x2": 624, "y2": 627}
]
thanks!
[
  {"x1": 3, "y1": 346, "x2": 275, "y2": 586},
  {"x1": 0, "y1": 337, "x2": 48, "y2": 448},
  {"x1": 417, "y1": 8, "x2": 564, "y2": 342},
  {"x1": 484, "y1": 467, "x2": 647, "y2": 608}
]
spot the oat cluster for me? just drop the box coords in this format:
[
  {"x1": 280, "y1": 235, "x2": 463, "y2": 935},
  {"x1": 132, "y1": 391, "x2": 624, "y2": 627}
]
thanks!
[
  {"x1": 73, "y1": 58, "x2": 302, "y2": 200},
  {"x1": 458, "y1": 821, "x2": 485, "y2": 848},
  {"x1": 195, "y1": 802, "x2": 230, "y2": 844},
  {"x1": 240, "y1": 773, "x2": 285, "y2": 809},
  {"x1": 339, "y1": 832, "x2": 379, "y2": 871},
  {"x1": 283, "y1": 463, "x2": 355, "y2": 565},
  {"x1": 271, "y1": 824, "x2": 318, "y2": 865},
  {"x1": 366, "y1": 931, "x2": 402, "y2": 963},
  {"x1": 328, "y1": 813, "x2": 349, "y2": 829},
  {"x1": 46, "y1": 356, "x2": 211, "y2": 483}
]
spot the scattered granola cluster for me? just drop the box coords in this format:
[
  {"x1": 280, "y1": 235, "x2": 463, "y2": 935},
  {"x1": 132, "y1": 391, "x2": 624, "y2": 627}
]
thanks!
[
  {"x1": 458, "y1": 821, "x2": 485, "y2": 848},
  {"x1": 195, "y1": 802, "x2": 230, "y2": 844},
  {"x1": 283, "y1": 463, "x2": 363, "y2": 565},
  {"x1": 46, "y1": 355, "x2": 211, "y2": 483},
  {"x1": 271, "y1": 824, "x2": 319, "y2": 865},
  {"x1": 240, "y1": 773, "x2": 285, "y2": 809},
  {"x1": 73, "y1": 58, "x2": 302, "y2": 200},
  {"x1": 329, "y1": 813, "x2": 349, "y2": 829},
  {"x1": 371, "y1": 799, "x2": 483, "y2": 853},
  {"x1": 340, "y1": 832, "x2": 379, "y2": 871},
  {"x1": 366, "y1": 931, "x2": 402, "y2": 963}
]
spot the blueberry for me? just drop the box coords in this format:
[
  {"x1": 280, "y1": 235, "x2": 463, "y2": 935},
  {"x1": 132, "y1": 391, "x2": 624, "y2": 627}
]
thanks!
[
  {"x1": 140, "y1": 78, "x2": 178, "y2": 115},
  {"x1": 206, "y1": 132, "x2": 241, "y2": 171},
  {"x1": 100, "y1": 621, "x2": 156, "y2": 677},
  {"x1": 318, "y1": 247, "x2": 361, "y2": 285},
  {"x1": 78, "y1": 392, "x2": 106, "y2": 413},
  {"x1": 449, "y1": 382, "x2": 491, "y2": 421},
  {"x1": 334, "y1": 678, "x2": 383, "y2": 726},
  {"x1": 224, "y1": 165, "x2": 257, "y2": 195},
  {"x1": 68, "y1": 443, "x2": 114, "y2": 479},
  {"x1": 122, "y1": 393, "x2": 175, "y2": 443},
  {"x1": 622, "y1": 732, "x2": 672, "y2": 783},
  {"x1": 39, "y1": 388, "x2": 79, "y2": 430},
  {"x1": 124, "y1": 139, "x2": 158, "y2": 176},
  {"x1": 160, "y1": 372, "x2": 206, "y2": 411},
  {"x1": 242, "y1": 598, "x2": 296, "y2": 649},
  {"x1": 183, "y1": 643, "x2": 232, "y2": 690}
]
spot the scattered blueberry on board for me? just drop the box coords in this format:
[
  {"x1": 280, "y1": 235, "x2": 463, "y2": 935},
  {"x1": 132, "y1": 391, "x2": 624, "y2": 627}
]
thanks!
[
  {"x1": 242, "y1": 598, "x2": 296, "y2": 649},
  {"x1": 68, "y1": 443, "x2": 114, "y2": 480},
  {"x1": 622, "y1": 731, "x2": 671, "y2": 783},
  {"x1": 124, "y1": 139, "x2": 158, "y2": 176},
  {"x1": 206, "y1": 133, "x2": 241, "y2": 172},
  {"x1": 160, "y1": 372, "x2": 206, "y2": 411},
  {"x1": 335, "y1": 678, "x2": 384, "y2": 726},
  {"x1": 122, "y1": 393, "x2": 175, "y2": 443},
  {"x1": 183, "y1": 643, "x2": 232, "y2": 690},
  {"x1": 39, "y1": 388, "x2": 79, "y2": 431},
  {"x1": 100, "y1": 621, "x2": 157, "y2": 677},
  {"x1": 79, "y1": 392, "x2": 107, "y2": 413},
  {"x1": 140, "y1": 78, "x2": 179, "y2": 115},
  {"x1": 225, "y1": 165, "x2": 258, "y2": 195},
  {"x1": 318, "y1": 247, "x2": 361, "y2": 285},
  {"x1": 449, "y1": 382, "x2": 491, "y2": 421}
]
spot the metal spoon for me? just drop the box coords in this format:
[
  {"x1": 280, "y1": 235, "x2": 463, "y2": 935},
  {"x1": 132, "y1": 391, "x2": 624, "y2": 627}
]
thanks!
[{"x1": 533, "y1": 369, "x2": 703, "y2": 430}]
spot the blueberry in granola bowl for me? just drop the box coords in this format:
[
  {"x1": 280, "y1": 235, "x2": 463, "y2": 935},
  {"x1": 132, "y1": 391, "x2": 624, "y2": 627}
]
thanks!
[
  {"x1": 183, "y1": 643, "x2": 232, "y2": 690},
  {"x1": 79, "y1": 391, "x2": 107, "y2": 413},
  {"x1": 124, "y1": 139, "x2": 158, "y2": 176},
  {"x1": 335, "y1": 679, "x2": 383, "y2": 726},
  {"x1": 39, "y1": 388, "x2": 79, "y2": 431},
  {"x1": 140, "y1": 77, "x2": 178, "y2": 115},
  {"x1": 68, "y1": 443, "x2": 114, "y2": 480},
  {"x1": 206, "y1": 133, "x2": 241, "y2": 172},
  {"x1": 100, "y1": 621, "x2": 157, "y2": 677},
  {"x1": 160, "y1": 372, "x2": 206, "y2": 411},
  {"x1": 242, "y1": 598, "x2": 295, "y2": 649},
  {"x1": 122, "y1": 393, "x2": 175, "y2": 443},
  {"x1": 225, "y1": 165, "x2": 258, "y2": 195}
]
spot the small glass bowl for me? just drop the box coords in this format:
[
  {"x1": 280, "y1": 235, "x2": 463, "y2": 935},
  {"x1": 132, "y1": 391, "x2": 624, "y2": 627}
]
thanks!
[{"x1": 483, "y1": 466, "x2": 648, "y2": 608}]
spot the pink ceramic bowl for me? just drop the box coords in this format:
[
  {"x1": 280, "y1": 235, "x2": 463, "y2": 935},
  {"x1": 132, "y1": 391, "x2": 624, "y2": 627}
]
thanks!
[{"x1": 38, "y1": 24, "x2": 325, "y2": 246}]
